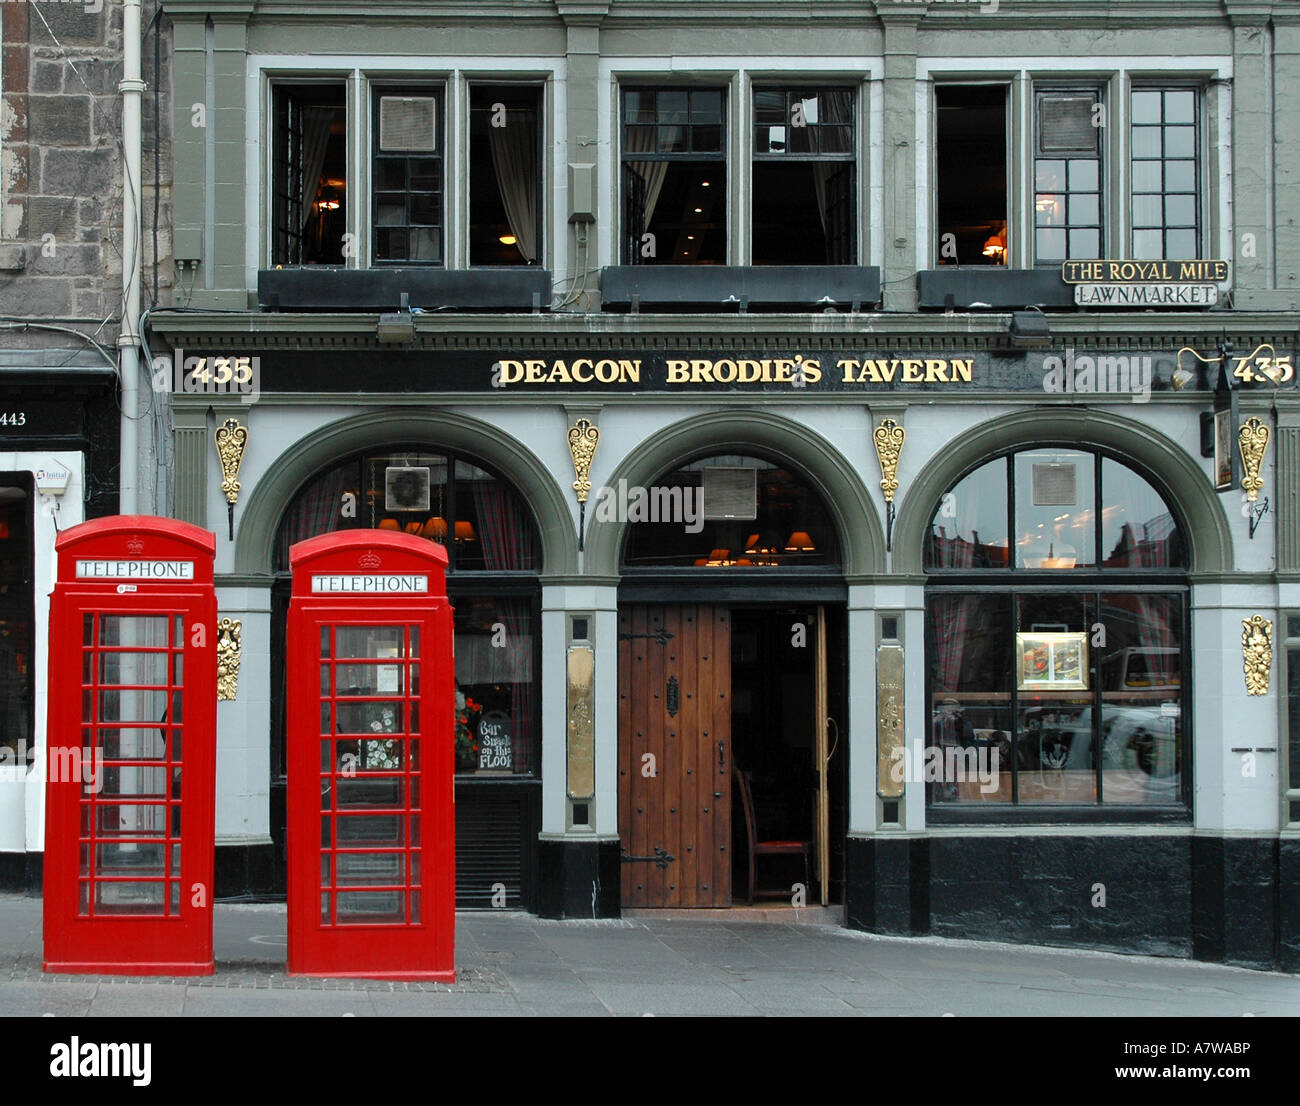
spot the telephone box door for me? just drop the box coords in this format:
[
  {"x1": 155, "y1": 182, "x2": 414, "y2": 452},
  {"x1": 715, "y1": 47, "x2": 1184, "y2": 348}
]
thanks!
[
  {"x1": 287, "y1": 532, "x2": 454, "y2": 980},
  {"x1": 43, "y1": 517, "x2": 217, "y2": 975}
]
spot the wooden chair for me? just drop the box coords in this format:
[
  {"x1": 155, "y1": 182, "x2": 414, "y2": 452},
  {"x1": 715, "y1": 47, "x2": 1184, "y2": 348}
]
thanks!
[{"x1": 733, "y1": 764, "x2": 812, "y2": 905}]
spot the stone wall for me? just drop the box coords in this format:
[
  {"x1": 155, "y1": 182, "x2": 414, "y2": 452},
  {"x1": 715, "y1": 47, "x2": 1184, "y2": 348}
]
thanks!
[{"x1": 0, "y1": 0, "x2": 173, "y2": 345}]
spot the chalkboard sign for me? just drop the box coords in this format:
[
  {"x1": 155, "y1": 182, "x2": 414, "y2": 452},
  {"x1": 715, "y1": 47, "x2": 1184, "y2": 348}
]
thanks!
[{"x1": 477, "y1": 710, "x2": 513, "y2": 771}]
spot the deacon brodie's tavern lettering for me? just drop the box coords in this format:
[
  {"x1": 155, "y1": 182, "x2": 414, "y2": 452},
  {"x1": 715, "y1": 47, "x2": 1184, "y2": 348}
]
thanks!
[{"x1": 495, "y1": 355, "x2": 975, "y2": 386}]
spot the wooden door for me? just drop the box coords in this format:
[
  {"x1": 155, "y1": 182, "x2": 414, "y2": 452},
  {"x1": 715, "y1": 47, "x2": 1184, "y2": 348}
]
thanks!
[{"x1": 618, "y1": 605, "x2": 731, "y2": 907}]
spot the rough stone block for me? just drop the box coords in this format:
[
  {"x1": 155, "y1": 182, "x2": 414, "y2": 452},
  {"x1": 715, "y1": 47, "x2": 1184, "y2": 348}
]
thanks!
[
  {"x1": 26, "y1": 197, "x2": 78, "y2": 237},
  {"x1": 28, "y1": 95, "x2": 92, "y2": 146},
  {"x1": 41, "y1": 147, "x2": 113, "y2": 196},
  {"x1": 29, "y1": 5, "x2": 106, "y2": 48}
]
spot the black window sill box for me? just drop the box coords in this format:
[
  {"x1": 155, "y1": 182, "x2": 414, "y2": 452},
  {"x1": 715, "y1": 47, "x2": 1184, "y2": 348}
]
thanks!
[
  {"x1": 258, "y1": 266, "x2": 552, "y2": 312},
  {"x1": 601, "y1": 265, "x2": 881, "y2": 312},
  {"x1": 917, "y1": 267, "x2": 1074, "y2": 310}
]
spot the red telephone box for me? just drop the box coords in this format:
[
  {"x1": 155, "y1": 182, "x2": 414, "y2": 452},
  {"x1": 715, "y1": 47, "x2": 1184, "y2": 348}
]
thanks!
[
  {"x1": 287, "y1": 531, "x2": 455, "y2": 980},
  {"x1": 44, "y1": 516, "x2": 217, "y2": 975}
]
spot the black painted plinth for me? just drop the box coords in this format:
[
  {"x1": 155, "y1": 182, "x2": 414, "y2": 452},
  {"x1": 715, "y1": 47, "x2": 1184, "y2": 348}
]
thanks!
[
  {"x1": 214, "y1": 844, "x2": 282, "y2": 901},
  {"x1": 0, "y1": 850, "x2": 41, "y2": 894},
  {"x1": 845, "y1": 835, "x2": 930, "y2": 935},
  {"x1": 1279, "y1": 838, "x2": 1300, "y2": 973},
  {"x1": 1193, "y1": 836, "x2": 1279, "y2": 970},
  {"x1": 930, "y1": 835, "x2": 1193, "y2": 959},
  {"x1": 536, "y1": 839, "x2": 622, "y2": 919}
]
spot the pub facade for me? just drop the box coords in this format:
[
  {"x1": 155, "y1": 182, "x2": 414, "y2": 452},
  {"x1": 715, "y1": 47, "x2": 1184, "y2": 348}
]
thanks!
[{"x1": 139, "y1": 0, "x2": 1299, "y2": 968}]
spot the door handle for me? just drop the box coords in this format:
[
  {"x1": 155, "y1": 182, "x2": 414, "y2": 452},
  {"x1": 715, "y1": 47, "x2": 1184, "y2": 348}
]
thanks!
[{"x1": 718, "y1": 741, "x2": 725, "y2": 772}]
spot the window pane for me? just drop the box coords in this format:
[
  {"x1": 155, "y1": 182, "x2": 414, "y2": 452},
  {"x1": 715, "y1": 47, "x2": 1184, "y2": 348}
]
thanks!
[
  {"x1": 1101, "y1": 458, "x2": 1184, "y2": 568},
  {"x1": 656, "y1": 125, "x2": 687, "y2": 153},
  {"x1": 1067, "y1": 159, "x2": 1098, "y2": 191},
  {"x1": 1164, "y1": 125, "x2": 1195, "y2": 158},
  {"x1": 1132, "y1": 161, "x2": 1161, "y2": 192},
  {"x1": 1035, "y1": 194, "x2": 1064, "y2": 226},
  {"x1": 657, "y1": 90, "x2": 688, "y2": 124},
  {"x1": 1131, "y1": 126, "x2": 1161, "y2": 158},
  {"x1": 1133, "y1": 229, "x2": 1163, "y2": 259},
  {"x1": 1035, "y1": 160, "x2": 1065, "y2": 191},
  {"x1": 621, "y1": 454, "x2": 838, "y2": 568},
  {"x1": 1164, "y1": 194, "x2": 1196, "y2": 227},
  {"x1": 1014, "y1": 450, "x2": 1095, "y2": 569},
  {"x1": 1069, "y1": 194, "x2": 1099, "y2": 225},
  {"x1": 691, "y1": 90, "x2": 723, "y2": 124},
  {"x1": 624, "y1": 90, "x2": 655, "y2": 124},
  {"x1": 375, "y1": 197, "x2": 404, "y2": 226},
  {"x1": 1165, "y1": 160, "x2": 1196, "y2": 192},
  {"x1": 754, "y1": 89, "x2": 785, "y2": 124},
  {"x1": 1131, "y1": 90, "x2": 1162, "y2": 124},
  {"x1": 821, "y1": 125, "x2": 853, "y2": 155},
  {"x1": 927, "y1": 594, "x2": 1014, "y2": 804},
  {"x1": 408, "y1": 159, "x2": 441, "y2": 192},
  {"x1": 374, "y1": 159, "x2": 405, "y2": 191},
  {"x1": 1132, "y1": 194, "x2": 1162, "y2": 227},
  {"x1": 1036, "y1": 228, "x2": 1066, "y2": 259},
  {"x1": 453, "y1": 596, "x2": 537, "y2": 775},
  {"x1": 469, "y1": 86, "x2": 540, "y2": 266},
  {"x1": 1099, "y1": 593, "x2": 1182, "y2": 804},
  {"x1": 1068, "y1": 228, "x2": 1100, "y2": 257},
  {"x1": 409, "y1": 227, "x2": 440, "y2": 261},
  {"x1": 623, "y1": 160, "x2": 726, "y2": 264},
  {"x1": 1165, "y1": 90, "x2": 1195, "y2": 124},
  {"x1": 1166, "y1": 229, "x2": 1197, "y2": 259},
  {"x1": 692, "y1": 125, "x2": 722, "y2": 153},
  {"x1": 924, "y1": 457, "x2": 1009, "y2": 568},
  {"x1": 1014, "y1": 594, "x2": 1096, "y2": 804},
  {"x1": 409, "y1": 194, "x2": 439, "y2": 226}
]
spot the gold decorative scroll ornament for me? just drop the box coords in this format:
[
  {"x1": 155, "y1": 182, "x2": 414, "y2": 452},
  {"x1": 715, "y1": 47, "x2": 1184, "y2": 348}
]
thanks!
[
  {"x1": 217, "y1": 617, "x2": 243, "y2": 701},
  {"x1": 214, "y1": 416, "x2": 248, "y2": 540},
  {"x1": 568, "y1": 418, "x2": 600, "y2": 552},
  {"x1": 215, "y1": 417, "x2": 248, "y2": 505},
  {"x1": 872, "y1": 418, "x2": 905, "y2": 503},
  {"x1": 1238, "y1": 417, "x2": 1269, "y2": 502},
  {"x1": 1241, "y1": 615, "x2": 1272, "y2": 696},
  {"x1": 567, "y1": 418, "x2": 600, "y2": 504}
]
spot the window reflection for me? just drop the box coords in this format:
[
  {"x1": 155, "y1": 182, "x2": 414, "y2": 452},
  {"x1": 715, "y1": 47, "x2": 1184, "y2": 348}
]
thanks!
[{"x1": 622, "y1": 454, "x2": 838, "y2": 568}]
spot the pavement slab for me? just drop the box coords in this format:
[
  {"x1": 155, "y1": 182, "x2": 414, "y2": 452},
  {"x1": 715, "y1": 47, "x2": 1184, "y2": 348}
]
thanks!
[{"x1": 2, "y1": 893, "x2": 1296, "y2": 1018}]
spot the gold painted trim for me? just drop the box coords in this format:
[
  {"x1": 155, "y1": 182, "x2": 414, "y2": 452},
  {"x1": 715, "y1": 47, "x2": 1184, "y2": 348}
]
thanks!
[
  {"x1": 1238, "y1": 416, "x2": 1270, "y2": 503},
  {"x1": 214, "y1": 417, "x2": 248, "y2": 507},
  {"x1": 1242, "y1": 614, "x2": 1272, "y2": 696},
  {"x1": 876, "y1": 643, "x2": 904, "y2": 799},
  {"x1": 217, "y1": 617, "x2": 242, "y2": 701},
  {"x1": 872, "y1": 418, "x2": 905, "y2": 504},
  {"x1": 566, "y1": 644, "x2": 595, "y2": 799},
  {"x1": 567, "y1": 418, "x2": 600, "y2": 505}
]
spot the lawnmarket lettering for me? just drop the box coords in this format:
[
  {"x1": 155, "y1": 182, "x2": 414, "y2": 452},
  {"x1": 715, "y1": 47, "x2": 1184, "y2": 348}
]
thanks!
[
  {"x1": 311, "y1": 574, "x2": 428, "y2": 593},
  {"x1": 76, "y1": 560, "x2": 195, "y2": 579}
]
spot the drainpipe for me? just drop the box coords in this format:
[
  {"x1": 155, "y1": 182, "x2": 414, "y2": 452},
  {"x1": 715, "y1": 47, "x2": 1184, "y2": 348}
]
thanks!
[{"x1": 118, "y1": 0, "x2": 145, "y2": 515}]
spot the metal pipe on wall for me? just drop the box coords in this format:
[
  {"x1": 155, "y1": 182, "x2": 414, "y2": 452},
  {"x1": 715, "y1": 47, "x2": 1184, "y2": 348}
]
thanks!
[{"x1": 118, "y1": 0, "x2": 146, "y2": 515}]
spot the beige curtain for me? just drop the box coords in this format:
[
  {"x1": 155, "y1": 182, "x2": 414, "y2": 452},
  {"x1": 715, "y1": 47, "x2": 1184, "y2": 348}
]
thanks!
[
  {"x1": 488, "y1": 110, "x2": 540, "y2": 262},
  {"x1": 299, "y1": 107, "x2": 335, "y2": 232},
  {"x1": 624, "y1": 126, "x2": 668, "y2": 227}
]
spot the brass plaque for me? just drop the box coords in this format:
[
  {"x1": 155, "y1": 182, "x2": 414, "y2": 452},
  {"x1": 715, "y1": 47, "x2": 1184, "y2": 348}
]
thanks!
[
  {"x1": 876, "y1": 643, "x2": 905, "y2": 799},
  {"x1": 566, "y1": 645, "x2": 595, "y2": 799}
]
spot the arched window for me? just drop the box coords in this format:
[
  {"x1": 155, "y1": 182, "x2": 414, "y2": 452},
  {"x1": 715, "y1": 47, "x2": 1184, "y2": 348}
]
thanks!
[
  {"x1": 922, "y1": 447, "x2": 1188, "y2": 815},
  {"x1": 272, "y1": 447, "x2": 541, "y2": 778},
  {"x1": 620, "y1": 453, "x2": 839, "y2": 569}
]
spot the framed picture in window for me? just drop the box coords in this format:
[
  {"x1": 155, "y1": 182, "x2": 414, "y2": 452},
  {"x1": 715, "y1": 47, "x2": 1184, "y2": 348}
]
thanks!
[
  {"x1": 1213, "y1": 407, "x2": 1233, "y2": 491},
  {"x1": 1016, "y1": 631, "x2": 1089, "y2": 690}
]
